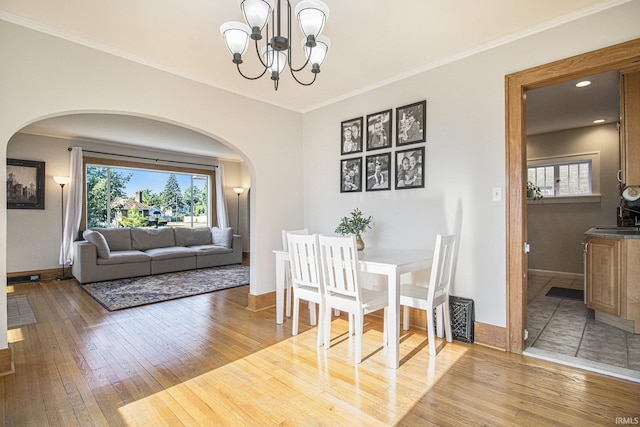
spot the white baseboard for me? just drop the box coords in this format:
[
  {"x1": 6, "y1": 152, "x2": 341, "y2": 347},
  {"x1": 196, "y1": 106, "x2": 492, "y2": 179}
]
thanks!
[{"x1": 528, "y1": 269, "x2": 584, "y2": 280}]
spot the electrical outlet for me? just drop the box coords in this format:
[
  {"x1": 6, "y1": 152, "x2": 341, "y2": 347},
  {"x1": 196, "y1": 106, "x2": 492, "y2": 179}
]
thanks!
[{"x1": 491, "y1": 187, "x2": 502, "y2": 201}]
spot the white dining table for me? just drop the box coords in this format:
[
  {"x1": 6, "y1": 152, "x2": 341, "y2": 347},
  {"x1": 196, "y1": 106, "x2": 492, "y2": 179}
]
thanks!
[{"x1": 273, "y1": 247, "x2": 433, "y2": 369}]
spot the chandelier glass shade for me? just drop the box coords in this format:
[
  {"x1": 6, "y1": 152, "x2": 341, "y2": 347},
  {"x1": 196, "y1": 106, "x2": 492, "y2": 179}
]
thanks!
[{"x1": 220, "y1": 0, "x2": 330, "y2": 90}]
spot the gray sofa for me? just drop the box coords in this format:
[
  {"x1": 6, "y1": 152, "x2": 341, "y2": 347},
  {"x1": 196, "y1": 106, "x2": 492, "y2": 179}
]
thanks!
[{"x1": 72, "y1": 226, "x2": 242, "y2": 284}]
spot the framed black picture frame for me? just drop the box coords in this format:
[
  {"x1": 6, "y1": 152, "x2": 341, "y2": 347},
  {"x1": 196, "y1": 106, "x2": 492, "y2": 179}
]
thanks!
[
  {"x1": 340, "y1": 117, "x2": 363, "y2": 155},
  {"x1": 365, "y1": 153, "x2": 391, "y2": 191},
  {"x1": 366, "y1": 109, "x2": 392, "y2": 151},
  {"x1": 340, "y1": 157, "x2": 362, "y2": 193},
  {"x1": 395, "y1": 147, "x2": 425, "y2": 190},
  {"x1": 396, "y1": 100, "x2": 426, "y2": 146},
  {"x1": 7, "y1": 158, "x2": 45, "y2": 209}
]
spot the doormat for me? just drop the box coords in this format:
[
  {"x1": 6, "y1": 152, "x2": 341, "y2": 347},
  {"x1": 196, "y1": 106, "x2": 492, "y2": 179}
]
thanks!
[{"x1": 545, "y1": 287, "x2": 584, "y2": 301}]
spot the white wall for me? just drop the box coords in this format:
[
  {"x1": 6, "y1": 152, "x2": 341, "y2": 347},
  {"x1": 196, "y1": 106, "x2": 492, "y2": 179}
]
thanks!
[
  {"x1": 302, "y1": 2, "x2": 640, "y2": 328},
  {"x1": 527, "y1": 124, "x2": 620, "y2": 274},
  {"x1": 0, "y1": 20, "x2": 303, "y2": 349}
]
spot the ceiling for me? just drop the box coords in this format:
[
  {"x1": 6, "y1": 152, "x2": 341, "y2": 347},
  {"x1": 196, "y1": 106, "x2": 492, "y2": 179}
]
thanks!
[
  {"x1": 526, "y1": 70, "x2": 620, "y2": 136},
  {"x1": 2, "y1": 0, "x2": 622, "y2": 157}
]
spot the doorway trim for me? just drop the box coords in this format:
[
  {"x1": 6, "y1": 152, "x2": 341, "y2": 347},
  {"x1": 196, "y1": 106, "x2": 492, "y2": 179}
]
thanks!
[{"x1": 505, "y1": 38, "x2": 640, "y2": 354}]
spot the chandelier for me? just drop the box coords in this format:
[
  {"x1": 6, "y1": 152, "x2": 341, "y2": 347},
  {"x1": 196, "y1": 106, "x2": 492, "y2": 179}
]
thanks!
[{"x1": 220, "y1": 0, "x2": 330, "y2": 90}]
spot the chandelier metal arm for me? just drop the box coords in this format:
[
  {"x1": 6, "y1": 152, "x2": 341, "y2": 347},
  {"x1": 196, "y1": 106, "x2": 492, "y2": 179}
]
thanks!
[
  {"x1": 235, "y1": 62, "x2": 268, "y2": 81},
  {"x1": 288, "y1": 67, "x2": 318, "y2": 86}
]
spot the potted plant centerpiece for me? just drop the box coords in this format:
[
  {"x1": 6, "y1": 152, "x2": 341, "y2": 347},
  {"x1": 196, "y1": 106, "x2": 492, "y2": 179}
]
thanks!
[{"x1": 335, "y1": 208, "x2": 374, "y2": 250}]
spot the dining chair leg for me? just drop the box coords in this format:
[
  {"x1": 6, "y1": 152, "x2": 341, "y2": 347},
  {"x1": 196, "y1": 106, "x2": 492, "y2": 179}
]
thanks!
[
  {"x1": 292, "y1": 294, "x2": 300, "y2": 336},
  {"x1": 324, "y1": 303, "x2": 332, "y2": 349},
  {"x1": 402, "y1": 305, "x2": 410, "y2": 331},
  {"x1": 442, "y1": 300, "x2": 453, "y2": 343},
  {"x1": 355, "y1": 311, "x2": 363, "y2": 364},
  {"x1": 349, "y1": 314, "x2": 355, "y2": 335},
  {"x1": 316, "y1": 301, "x2": 325, "y2": 347},
  {"x1": 435, "y1": 305, "x2": 444, "y2": 338},
  {"x1": 285, "y1": 276, "x2": 292, "y2": 317},
  {"x1": 426, "y1": 307, "x2": 437, "y2": 356},
  {"x1": 309, "y1": 302, "x2": 317, "y2": 326}
]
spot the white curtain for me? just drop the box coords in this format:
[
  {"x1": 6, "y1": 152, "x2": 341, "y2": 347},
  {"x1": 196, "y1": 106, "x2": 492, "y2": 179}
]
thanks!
[
  {"x1": 60, "y1": 147, "x2": 84, "y2": 266},
  {"x1": 215, "y1": 164, "x2": 230, "y2": 228}
]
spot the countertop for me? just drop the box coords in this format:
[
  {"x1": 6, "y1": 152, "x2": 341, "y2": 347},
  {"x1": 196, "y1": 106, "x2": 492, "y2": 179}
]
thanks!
[{"x1": 585, "y1": 226, "x2": 640, "y2": 239}]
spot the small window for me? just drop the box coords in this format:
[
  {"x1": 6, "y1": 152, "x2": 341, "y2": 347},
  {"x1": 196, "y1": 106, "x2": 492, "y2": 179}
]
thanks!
[{"x1": 527, "y1": 152, "x2": 600, "y2": 200}]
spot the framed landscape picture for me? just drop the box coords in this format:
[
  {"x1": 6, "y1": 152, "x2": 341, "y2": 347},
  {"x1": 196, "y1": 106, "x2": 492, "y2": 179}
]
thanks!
[
  {"x1": 396, "y1": 100, "x2": 426, "y2": 146},
  {"x1": 365, "y1": 153, "x2": 391, "y2": 191},
  {"x1": 6, "y1": 158, "x2": 45, "y2": 209},
  {"x1": 395, "y1": 147, "x2": 425, "y2": 190},
  {"x1": 340, "y1": 117, "x2": 363, "y2": 155},
  {"x1": 366, "y1": 109, "x2": 392, "y2": 151},
  {"x1": 340, "y1": 157, "x2": 362, "y2": 193}
]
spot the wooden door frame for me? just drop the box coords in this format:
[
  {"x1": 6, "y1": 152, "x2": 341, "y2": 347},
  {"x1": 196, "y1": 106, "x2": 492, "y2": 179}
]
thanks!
[{"x1": 505, "y1": 38, "x2": 640, "y2": 353}]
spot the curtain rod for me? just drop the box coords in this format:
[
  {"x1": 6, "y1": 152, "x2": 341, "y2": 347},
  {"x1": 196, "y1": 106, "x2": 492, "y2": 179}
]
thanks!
[{"x1": 68, "y1": 147, "x2": 219, "y2": 169}]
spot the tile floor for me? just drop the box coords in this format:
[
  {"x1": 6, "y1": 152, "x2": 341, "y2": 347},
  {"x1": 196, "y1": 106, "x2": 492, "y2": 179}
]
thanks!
[
  {"x1": 7, "y1": 294, "x2": 36, "y2": 329},
  {"x1": 526, "y1": 273, "x2": 640, "y2": 374}
]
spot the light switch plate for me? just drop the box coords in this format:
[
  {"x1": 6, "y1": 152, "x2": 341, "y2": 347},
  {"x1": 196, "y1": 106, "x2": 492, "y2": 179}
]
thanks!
[{"x1": 492, "y1": 187, "x2": 502, "y2": 201}]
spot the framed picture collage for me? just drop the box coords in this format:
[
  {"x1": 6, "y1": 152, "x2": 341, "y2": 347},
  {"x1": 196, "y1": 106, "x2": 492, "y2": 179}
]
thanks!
[{"x1": 340, "y1": 100, "x2": 426, "y2": 193}]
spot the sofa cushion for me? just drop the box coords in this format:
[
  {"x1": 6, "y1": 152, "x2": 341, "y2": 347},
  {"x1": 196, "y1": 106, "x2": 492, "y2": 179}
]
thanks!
[
  {"x1": 144, "y1": 246, "x2": 195, "y2": 261},
  {"x1": 131, "y1": 227, "x2": 176, "y2": 250},
  {"x1": 83, "y1": 230, "x2": 111, "y2": 259},
  {"x1": 174, "y1": 227, "x2": 212, "y2": 247},
  {"x1": 96, "y1": 250, "x2": 151, "y2": 265},
  {"x1": 190, "y1": 244, "x2": 234, "y2": 255},
  {"x1": 211, "y1": 227, "x2": 233, "y2": 248},
  {"x1": 90, "y1": 227, "x2": 132, "y2": 251}
]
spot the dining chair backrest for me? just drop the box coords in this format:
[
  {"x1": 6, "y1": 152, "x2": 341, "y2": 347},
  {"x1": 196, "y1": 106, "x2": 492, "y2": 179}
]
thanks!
[
  {"x1": 282, "y1": 228, "x2": 309, "y2": 251},
  {"x1": 318, "y1": 235, "x2": 361, "y2": 303},
  {"x1": 427, "y1": 234, "x2": 457, "y2": 305},
  {"x1": 287, "y1": 233, "x2": 322, "y2": 293}
]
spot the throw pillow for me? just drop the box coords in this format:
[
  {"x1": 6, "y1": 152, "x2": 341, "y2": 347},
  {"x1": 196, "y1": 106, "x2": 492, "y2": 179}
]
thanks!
[
  {"x1": 211, "y1": 227, "x2": 233, "y2": 248},
  {"x1": 83, "y1": 230, "x2": 111, "y2": 259}
]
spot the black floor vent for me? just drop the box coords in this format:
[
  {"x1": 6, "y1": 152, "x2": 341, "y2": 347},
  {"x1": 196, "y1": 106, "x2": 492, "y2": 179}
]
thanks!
[
  {"x1": 7, "y1": 274, "x2": 40, "y2": 284},
  {"x1": 449, "y1": 296, "x2": 474, "y2": 343}
]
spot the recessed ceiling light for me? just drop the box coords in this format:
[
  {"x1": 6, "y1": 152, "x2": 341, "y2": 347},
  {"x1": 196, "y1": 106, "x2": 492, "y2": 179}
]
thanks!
[
  {"x1": 593, "y1": 119, "x2": 605, "y2": 124},
  {"x1": 576, "y1": 80, "x2": 591, "y2": 87}
]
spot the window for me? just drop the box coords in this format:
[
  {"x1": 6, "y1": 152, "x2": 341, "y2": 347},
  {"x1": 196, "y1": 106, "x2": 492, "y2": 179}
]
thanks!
[
  {"x1": 86, "y1": 162, "x2": 211, "y2": 229},
  {"x1": 527, "y1": 152, "x2": 601, "y2": 201}
]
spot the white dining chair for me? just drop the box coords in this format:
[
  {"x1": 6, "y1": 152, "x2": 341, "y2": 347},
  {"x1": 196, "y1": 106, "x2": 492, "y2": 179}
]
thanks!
[
  {"x1": 319, "y1": 234, "x2": 388, "y2": 364},
  {"x1": 282, "y1": 228, "x2": 309, "y2": 319},
  {"x1": 287, "y1": 233, "x2": 325, "y2": 346},
  {"x1": 401, "y1": 234, "x2": 457, "y2": 356}
]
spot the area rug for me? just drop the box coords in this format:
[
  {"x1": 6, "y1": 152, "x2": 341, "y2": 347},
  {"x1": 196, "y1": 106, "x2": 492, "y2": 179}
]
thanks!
[
  {"x1": 545, "y1": 287, "x2": 584, "y2": 301},
  {"x1": 82, "y1": 265, "x2": 249, "y2": 311}
]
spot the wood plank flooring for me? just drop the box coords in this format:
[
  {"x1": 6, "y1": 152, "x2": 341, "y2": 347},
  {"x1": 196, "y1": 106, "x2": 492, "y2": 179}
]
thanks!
[{"x1": 3, "y1": 278, "x2": 640, "y2": 426}]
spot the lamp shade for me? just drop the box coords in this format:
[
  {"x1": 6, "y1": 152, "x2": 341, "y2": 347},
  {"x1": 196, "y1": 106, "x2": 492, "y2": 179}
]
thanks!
[
  {"x1": 220, "y1": 21, "x2": 251, "y2": 55},
  {"x1": 295, "y1": 0, "x2": 329, "y2": 41},
  {"x1": 262, "y1": 45, "x2": 287, "y2": 74},
  {"x1": 302, "y1": 35, "x2": 330, "y2": 66},
  {"x1": 233, "y1": 187, "x2": 245, "y2": 195},
  {"x1": 238, "y1": 0, "x2": 274, "y2": 31},
  {"x1": 53, "y1": 176, "x2": 70, "y2": 185}
]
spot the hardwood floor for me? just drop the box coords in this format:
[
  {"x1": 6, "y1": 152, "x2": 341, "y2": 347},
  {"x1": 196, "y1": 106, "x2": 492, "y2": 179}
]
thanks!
[{"x1": 3, "y1": 279, "x2": 640, "y2": 426}]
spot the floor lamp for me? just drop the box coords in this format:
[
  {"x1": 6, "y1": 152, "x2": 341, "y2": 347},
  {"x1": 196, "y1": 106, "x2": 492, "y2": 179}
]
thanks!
[
  {"x1": 53, "y1": 176, "x2": 73, "y2": 280},
  {"x1": 233, "y1": 187, "x2": 244, "y2": 232}
]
